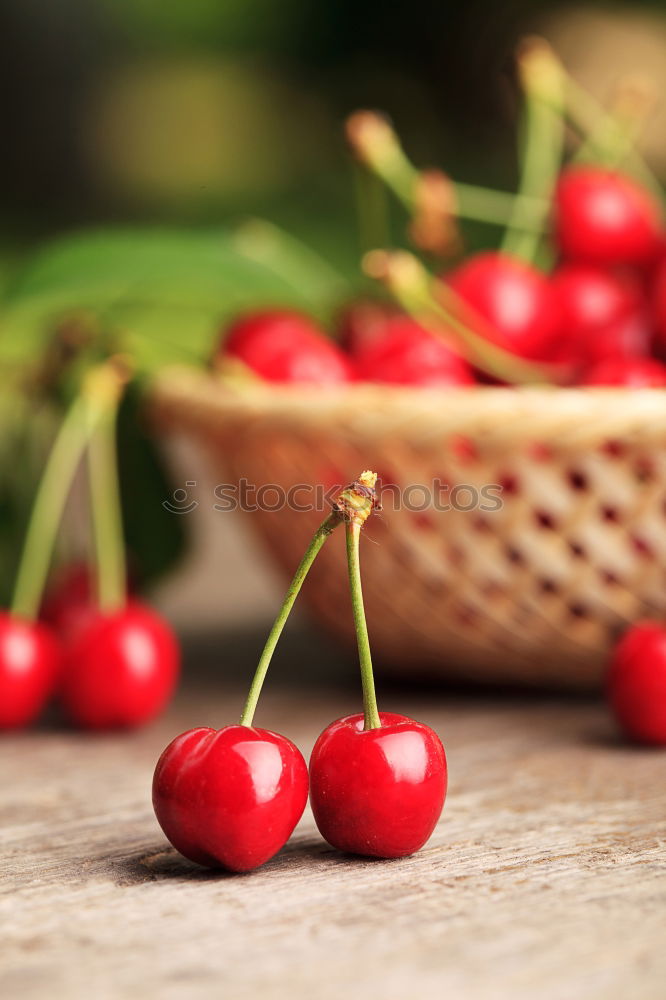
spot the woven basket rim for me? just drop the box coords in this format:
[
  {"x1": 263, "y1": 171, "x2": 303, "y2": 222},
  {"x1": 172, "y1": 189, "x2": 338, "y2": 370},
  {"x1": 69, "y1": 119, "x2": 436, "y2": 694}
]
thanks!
[{"x1": 150, "y1": 367, "x2": 666, "y2": 446}]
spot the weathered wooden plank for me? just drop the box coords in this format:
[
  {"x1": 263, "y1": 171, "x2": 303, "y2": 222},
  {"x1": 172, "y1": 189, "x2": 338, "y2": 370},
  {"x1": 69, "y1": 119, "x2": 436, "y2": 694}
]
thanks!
[{"x1": 1, "y1": 647, "x2": 665, "y2": 1000}]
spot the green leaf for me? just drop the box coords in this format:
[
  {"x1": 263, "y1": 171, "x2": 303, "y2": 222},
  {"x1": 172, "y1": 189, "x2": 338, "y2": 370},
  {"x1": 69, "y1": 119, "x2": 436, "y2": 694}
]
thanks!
[{"x1": 0, "y1": 226, "x2": 346, "y2": 371}]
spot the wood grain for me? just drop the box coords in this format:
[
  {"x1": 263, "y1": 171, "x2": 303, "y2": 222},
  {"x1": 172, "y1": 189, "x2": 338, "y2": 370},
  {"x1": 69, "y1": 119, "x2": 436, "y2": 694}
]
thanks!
[{"x1": 1, "y1": 634, "x2": 665, "y2": 1000}]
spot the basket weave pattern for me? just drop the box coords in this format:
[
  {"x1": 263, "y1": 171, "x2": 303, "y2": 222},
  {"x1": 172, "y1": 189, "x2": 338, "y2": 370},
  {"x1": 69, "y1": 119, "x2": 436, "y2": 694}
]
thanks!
[{"x1": 151, "y1": 369, "x2": 666, "y2": 689}]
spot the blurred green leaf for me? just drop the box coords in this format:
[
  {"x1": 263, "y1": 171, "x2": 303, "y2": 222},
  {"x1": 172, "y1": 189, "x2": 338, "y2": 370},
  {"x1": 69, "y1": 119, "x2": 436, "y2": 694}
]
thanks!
[
  {"x1": 116, "y1": 379, "x2": 187, "y2": 588},
  {"x1": 0, "y1": 226, "x2": 347, "y2": 370}
]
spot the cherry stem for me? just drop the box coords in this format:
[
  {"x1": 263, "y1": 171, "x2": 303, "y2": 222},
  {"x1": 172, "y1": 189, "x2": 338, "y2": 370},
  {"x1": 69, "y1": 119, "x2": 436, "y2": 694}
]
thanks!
[
  {"x1": 354, "y1": 160, "x2": 391, "y2": 256},
  {"x1": 364, "y1": 249, "x2": 561, "y2": 384},
  {"x1": 552, "y1": 75, "x2": 664, "y2": 205},
  {"x1": 87, "y1": 391, "x2": 126, "y2": 612},
  {"x1": 572, "y1": 75, "x2": 656, "y2": 173},
  {"x1": 345, "y1": 519, "x2": 381, "y2": 731},
  {"x1": 10, "y1": 395, "x2": 91, "y2": 621},
  {"x1": 346, "y1": 111, "x2": 547, "y2": 232},
  {"x1": 502, "y1": 39, "x2": 565, "y2": 264},
  {"x1": 239, "y1": 513, "x2": 340, "y2": 727}
]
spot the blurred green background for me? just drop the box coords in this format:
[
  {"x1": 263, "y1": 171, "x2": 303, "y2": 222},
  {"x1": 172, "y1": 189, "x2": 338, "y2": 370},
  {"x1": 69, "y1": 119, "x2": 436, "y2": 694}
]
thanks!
[{"x1": 2, "y1": 0, "x2": 666, "y2": 618}]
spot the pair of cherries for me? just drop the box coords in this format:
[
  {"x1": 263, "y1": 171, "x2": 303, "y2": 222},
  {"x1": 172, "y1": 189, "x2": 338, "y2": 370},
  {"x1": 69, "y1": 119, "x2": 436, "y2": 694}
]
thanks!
[
  {"x1": 0, "y1": 565, "x2": 179, "y2": 730},
  {"x1": 153, "y1": 711, "x2": 447, "y2": 872},
  {"x1": 220, "y1": 166, "x2": 666, "y2": 389},
  {"x1": 153, "y1": 472, "x2": 448, "y2": 872}
]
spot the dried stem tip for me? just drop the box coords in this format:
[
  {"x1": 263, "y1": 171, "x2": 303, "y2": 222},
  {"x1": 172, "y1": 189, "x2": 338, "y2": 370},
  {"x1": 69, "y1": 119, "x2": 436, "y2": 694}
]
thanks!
[
  {"x1": 346, "y1": 111, "x2": 402, "y2": 170},
  {"x1": 333, "y1": 470, "x2": 380, "y2": 527},
  {"x1": 517, "y1": 36, "x2": 563, "y2": 104}
]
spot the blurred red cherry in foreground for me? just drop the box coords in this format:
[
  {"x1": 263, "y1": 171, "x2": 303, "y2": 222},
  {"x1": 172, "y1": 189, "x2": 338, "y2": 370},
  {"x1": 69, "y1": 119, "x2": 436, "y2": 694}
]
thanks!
[
  {"x1": 581, "y1": 356, "x2": 666, "y2": 387},
  {"x1": 0, "y1": 612, "x2": 60, "y2": 728},
  {"x1": 356, "y1": 315, "x2": 474, "y2": 386},
  {"x1": 446, "y1": 251, "x2": 561, "y2": 362},
  {"x1": 61, "y1": 602, "x2": 179, "y2": 728},
  {"x1": 554, "y1": 167, "x2": 662, "y2": 267},
  {"x1": 221, "y1": 310, "x2": 353, "y2": 384},
  {"x1": 607, "y1": 622, "x2": 666, "y2": 745},
  {"x1": 549, "y1": 263, "x2": 649, "y2": 367}
]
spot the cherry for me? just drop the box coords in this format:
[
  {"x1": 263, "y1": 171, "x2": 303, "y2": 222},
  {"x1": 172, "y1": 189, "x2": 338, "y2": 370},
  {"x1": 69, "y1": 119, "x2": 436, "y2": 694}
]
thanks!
[
  {"x1": 337, "y1": 300, "x2": 399, "y2": 357},
  {"x1": 650, "y1": 255, "x2": 666, "y2": 353},
  {"x1": 40, "y1": 561, "x2": 133, "y2": 640},
  {"x1": 60, "y1": 602, "x2": 179, "y2": 728},
  {"x1": 554, "y1": 167, "x2": 662, "y2": 267},
  {"x1": 309, "y1": 712, "x2": 447, "y2": 858},
  {"x1": 580, "y1": 356, "x2": 666, "y2": 387},
  {"x1": 0, "y1": 612, "x2": 60, "y2": 728},
  {"x1": 153, "y1": 725, "x2": 308, "y2": 871},
  {"x1": 446, "y1": 251, "x2": 561, "y2": 362},
  {"x1": 355, "y1": 315, "x2": 474, "y2": 386},
  {"x1": 607, "y1": 622, "x2": 666, "y2": 745},
  {"x1": 549, "y1": 263, "x2": 649, "y2": 366},
  {"x1": 221, "y1": 309, "x2": 353, "y2": 385}
]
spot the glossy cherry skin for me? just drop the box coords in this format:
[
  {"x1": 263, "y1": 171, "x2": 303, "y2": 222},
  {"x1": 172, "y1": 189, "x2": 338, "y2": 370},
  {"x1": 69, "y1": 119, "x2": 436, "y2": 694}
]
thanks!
[
  {"x1": 580, "y1": 356, "x2": 666, "y2": 387},
  {"x1": 549, "y1": 263, "x2": 649, "y2": 367},
  {"x1": 355, "y1": 315, "x2": 474, "y2": 387},
  {"x1": 446, "y1": 251, "x2": 561, "y2": 361},
  {"x1": 607, "y1": 622, "x2": 666, "y2": 745},
  {"x1": 153, "y1": 725, "x2": 309, "y2": 871},
  {"x1": 0, "y1": 612, "x2": 60, "y2": 728},
  {"x1": 554, "y1": 167, "x2": 662, "y2": 267},
  {"x1": 309, "y1": 712, "x2": 447, "y2": 859},
  {"x1": 60, "y1": 602, "x2": 179, "y2": 728},
  {"x1": 222, "y1": 309, "x2": 353, "y2": 385}
]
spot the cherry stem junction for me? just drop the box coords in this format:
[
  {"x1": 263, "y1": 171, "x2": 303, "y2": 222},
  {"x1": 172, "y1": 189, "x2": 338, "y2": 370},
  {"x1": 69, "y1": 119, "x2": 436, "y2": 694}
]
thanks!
[{"x1": 240, "y1": 472, "x2": 381, "y2": 728}]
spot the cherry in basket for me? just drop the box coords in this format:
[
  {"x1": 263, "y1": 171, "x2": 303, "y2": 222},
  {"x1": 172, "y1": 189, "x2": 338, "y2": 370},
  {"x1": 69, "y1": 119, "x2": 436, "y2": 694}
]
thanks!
[
  {"x1": 549, "y1": 264, "x2": 649, "y2": 367},
  {"x1": 221, "y1": 309, "x2": 353, "y2": 384},
  {"x1": 355, "y1": 314, "x2": 474, "y2": 387},
  {"x1": 445, "y1": 251, "x2": 561, "y2": 363},
  {"x1": 580, "y1": 356, "x2": 666, "y2": 387},
  {"x1": 554, "y1": 167, "x2": 662, "y2": 267}
]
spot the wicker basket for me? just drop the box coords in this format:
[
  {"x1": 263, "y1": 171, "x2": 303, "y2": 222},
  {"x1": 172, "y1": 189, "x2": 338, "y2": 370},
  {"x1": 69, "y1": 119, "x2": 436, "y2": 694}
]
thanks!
[{"x1": 150, "y1": 368, "x2": 666, "y2": 690}]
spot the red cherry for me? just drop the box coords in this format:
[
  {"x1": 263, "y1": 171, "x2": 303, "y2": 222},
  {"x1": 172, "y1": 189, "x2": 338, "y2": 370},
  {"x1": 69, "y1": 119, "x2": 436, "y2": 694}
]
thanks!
[
  {"x1": 607, "y1": 622, "x2": 666, "y2": 744},
  {"x1": 60, "y1": 602, "x2": 179, "y2": 728},
  {"x1": 337, "y1": 300, "x2": 399, "y2": 357},
  {"x1": 650, "y1": 256, "x2": 666, "y2": 352},
  {"x1": 0, "y1": 612, "x2": 60, "y2": 728},
  {"x1": 549, "y1": 264, "x2": 649, "y2": 366},
  {"x1": 446, "y1": 251, "x2": 561, "y2": 361},
  {"x1": 581, "y1": 356, "x2": 666, "y2": 387},
  {"x1": 40, "y1": 562, "x2": 132, "y2": 640},
  {"x1": 153, "y1": 724, "x2": 309, "y2": 871},
  {"x1": 309, "y1": 712, "x2": 447, "y2": 858},
  {"x1": 554, "y1": 167, "x2": 662, "y2": 267},
  {"x1": 355, "y1": 315, "x2": 474, "y2": 386},
  {"x1": 222, "y1": 309, "x2": 353, "y2": 384}
]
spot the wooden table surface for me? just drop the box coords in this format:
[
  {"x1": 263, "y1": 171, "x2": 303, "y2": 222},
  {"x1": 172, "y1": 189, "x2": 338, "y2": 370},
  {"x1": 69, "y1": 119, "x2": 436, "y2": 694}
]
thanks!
[{"x1": 1, "y1": 629, "x2": 665, "y2": 1000}]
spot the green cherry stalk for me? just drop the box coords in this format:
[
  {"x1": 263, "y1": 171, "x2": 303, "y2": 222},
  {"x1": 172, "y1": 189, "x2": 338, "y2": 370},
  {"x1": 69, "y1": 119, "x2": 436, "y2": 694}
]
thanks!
[{"x1": 239, "y1": 471, "x2": 381, "y2": 727}]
